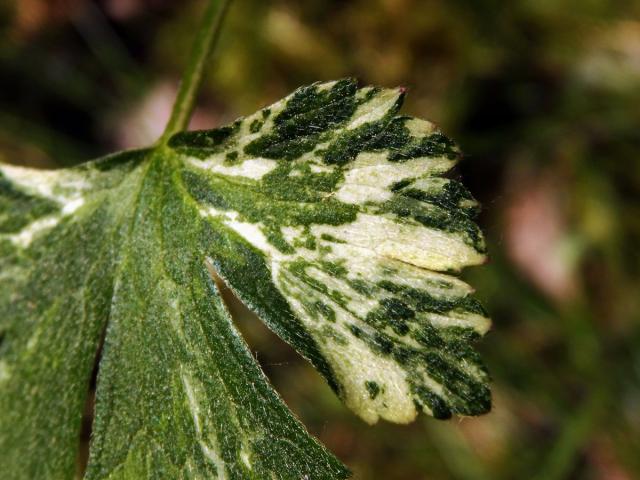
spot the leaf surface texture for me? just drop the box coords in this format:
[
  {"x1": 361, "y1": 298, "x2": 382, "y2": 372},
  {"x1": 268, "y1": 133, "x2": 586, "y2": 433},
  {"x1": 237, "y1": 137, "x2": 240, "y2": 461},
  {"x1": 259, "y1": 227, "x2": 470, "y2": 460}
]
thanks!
[{"x1": 0, "y1": 80, "x2": 490, "y2": 479}]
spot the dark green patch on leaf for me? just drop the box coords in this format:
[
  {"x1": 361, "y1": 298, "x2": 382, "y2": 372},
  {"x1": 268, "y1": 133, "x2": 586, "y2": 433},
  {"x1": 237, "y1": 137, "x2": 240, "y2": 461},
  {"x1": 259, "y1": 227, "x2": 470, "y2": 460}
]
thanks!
[{"x1": 365, "y1": 381, "x2": 381, "y2": 399}]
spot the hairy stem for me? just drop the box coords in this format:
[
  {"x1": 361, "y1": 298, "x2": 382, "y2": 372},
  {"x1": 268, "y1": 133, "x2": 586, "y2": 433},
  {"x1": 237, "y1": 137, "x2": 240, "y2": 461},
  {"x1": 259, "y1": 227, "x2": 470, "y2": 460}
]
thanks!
[{"x1": 160, "y1": 0, "x2": 233, "y2": 143}]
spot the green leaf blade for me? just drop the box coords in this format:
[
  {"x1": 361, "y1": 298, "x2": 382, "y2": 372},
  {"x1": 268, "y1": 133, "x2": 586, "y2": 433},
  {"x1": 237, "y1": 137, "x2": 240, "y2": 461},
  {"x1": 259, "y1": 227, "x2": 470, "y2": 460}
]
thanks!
[
  {"x1": 1, "y1": 79, "x2": 491, "y2": 479},
  {"x1": 85, "y1": 155, "x2": 347, "y2": 479},
  {"x1": 175, "y1": 79, "x2": 491, "y2": 424},
  {"x1": 0, "y1": 156, "x2": 137, "y2": 478}
]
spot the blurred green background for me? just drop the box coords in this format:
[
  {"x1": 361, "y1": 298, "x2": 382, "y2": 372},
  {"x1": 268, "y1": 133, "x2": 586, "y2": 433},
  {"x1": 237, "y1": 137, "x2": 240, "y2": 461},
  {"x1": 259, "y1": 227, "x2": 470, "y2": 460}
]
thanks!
[{"x1": 1, "y1": 1, "x2": 639, "y2": 478}]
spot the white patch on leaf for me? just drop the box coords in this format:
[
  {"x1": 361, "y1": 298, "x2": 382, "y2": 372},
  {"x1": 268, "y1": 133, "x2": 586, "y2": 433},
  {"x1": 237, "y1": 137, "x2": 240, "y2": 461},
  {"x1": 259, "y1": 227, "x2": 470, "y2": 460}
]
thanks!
[
  {"x1": 404, "y1": 117, "x2": 436, "y2": 137},
  {"x1": 0, "y1": 164, "x2": 90, "y2": 204},
  {"x1": 61, "y1": 197, "x2": 84, "y2": 215},
  {"x1": 343, "y1": 151, "x2": 455, "y2": 190},
  {"x1": 281, "y1": 226, "x2": 304, "y2": 244},
  {"x1": 181, "y1": 371, "x2": 202, "y2": 434},
  {"x1": 199, "y1": 206, "x2": 239, "y2": 223},
  {"x1": 181, "y1": 370, "x2": 227, "y2": 479},
  {"x1": 188, "y1": 157, "x2": 277, "y2": 180},
  {"x1": 225, "y1": 220, "x2": 275, "y2": 256},
  {"x1": 7, "y1": 216, "x2": 60, "y2": 247},
  {"x1": 308, "y1": 163, "x2": 332, "y2": 173},
  {"x1": 427, "y1": 311, "x2": 491, "y2": 335},
  {"x1": 347, "y1": 88, "x2": 402, "y2": 130},
  {"x1": 334, "y1": 183, "x2": 392, "y2": 204},
  {"x1": 240, "y1": 447, "x2": 251, "y2": 470},
  {"x1": 312, "y1": 214, "x2": 485, "y2": 271}
]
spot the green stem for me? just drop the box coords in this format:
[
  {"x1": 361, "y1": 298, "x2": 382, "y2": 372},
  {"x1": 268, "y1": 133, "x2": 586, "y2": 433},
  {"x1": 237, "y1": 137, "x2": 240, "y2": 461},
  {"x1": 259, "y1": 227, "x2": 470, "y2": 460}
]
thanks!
[{"x1": 159, "y1": 0, "x2": 233, "y2": 144}]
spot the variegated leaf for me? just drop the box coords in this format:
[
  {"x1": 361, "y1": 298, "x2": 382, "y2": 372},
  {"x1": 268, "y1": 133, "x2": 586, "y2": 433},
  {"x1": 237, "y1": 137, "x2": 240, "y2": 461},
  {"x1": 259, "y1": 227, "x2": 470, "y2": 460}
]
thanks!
[{"x1": 0, "y1": 79, "x2": 490, "y2": 479}]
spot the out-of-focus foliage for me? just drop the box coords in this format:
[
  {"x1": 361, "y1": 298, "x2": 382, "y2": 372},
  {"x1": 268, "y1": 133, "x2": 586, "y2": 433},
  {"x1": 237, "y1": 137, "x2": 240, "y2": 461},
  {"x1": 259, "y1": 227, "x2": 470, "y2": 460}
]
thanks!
[{"x1": 1, "y1": 1, "x2": 639, "y2": 478}]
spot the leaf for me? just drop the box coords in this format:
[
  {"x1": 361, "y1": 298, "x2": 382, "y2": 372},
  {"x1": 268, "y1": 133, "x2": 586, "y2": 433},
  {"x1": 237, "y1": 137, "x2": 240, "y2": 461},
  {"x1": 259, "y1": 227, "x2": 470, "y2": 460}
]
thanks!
[{"x1": 0, "y1": 79, "x2": 491, "y2": 479}]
